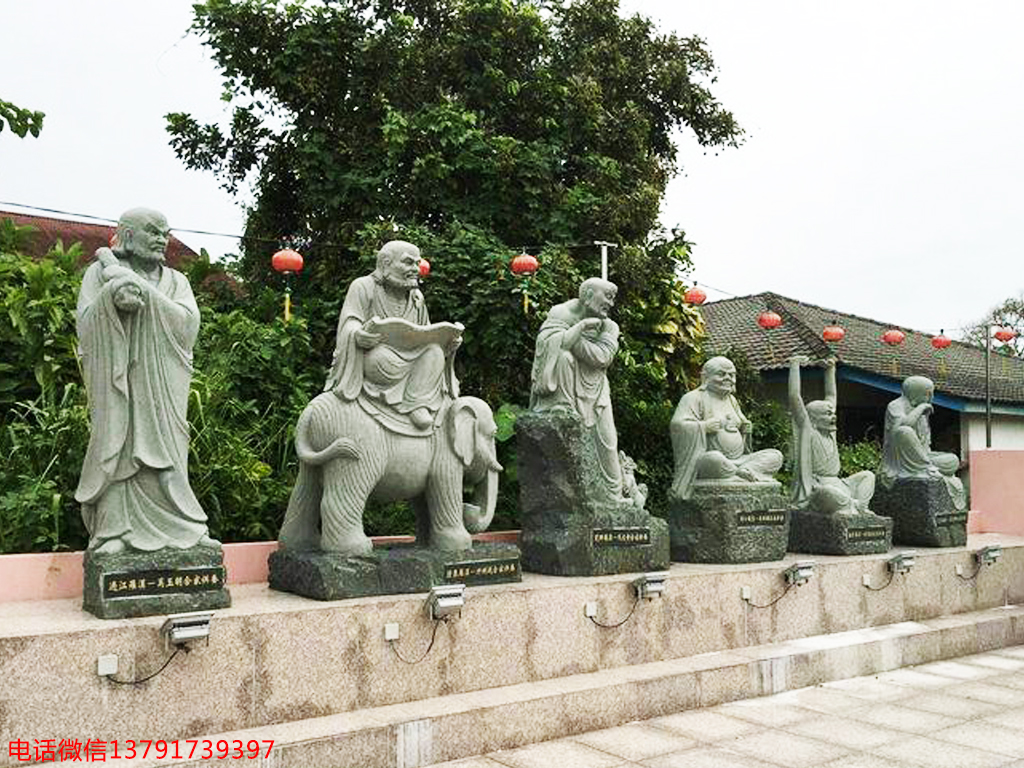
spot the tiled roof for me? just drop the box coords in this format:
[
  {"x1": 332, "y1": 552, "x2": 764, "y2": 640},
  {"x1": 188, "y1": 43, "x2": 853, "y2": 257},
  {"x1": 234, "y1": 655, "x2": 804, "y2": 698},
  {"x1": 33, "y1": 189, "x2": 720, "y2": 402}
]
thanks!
[
  {"x1": 1, "y1": 211, "x2": 197, "y2": 270},
  {"x1": 701, "y1": 292, "x2": 1024, "y2": 405}
]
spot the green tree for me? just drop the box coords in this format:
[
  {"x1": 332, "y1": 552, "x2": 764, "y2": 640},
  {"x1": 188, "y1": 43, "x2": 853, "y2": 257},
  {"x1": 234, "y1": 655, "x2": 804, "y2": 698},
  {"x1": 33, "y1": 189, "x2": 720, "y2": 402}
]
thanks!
[
  {"x1": 964, "y1": 295, "x2": 1024, "y2": 357},
  {"x1": 0, "y1": 98, "x2": 45, "y2": 138},
  {"x1": 167, "y1": 0, "x2": 741, "y2": 516}
]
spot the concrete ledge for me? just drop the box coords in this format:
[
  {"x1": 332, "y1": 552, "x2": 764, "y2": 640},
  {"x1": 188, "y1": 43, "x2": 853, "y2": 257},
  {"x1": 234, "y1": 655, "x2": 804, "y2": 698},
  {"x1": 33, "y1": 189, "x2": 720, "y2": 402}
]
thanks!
[{"x1": 91, "y1": 605, "x2": 1024, "y2": 768}]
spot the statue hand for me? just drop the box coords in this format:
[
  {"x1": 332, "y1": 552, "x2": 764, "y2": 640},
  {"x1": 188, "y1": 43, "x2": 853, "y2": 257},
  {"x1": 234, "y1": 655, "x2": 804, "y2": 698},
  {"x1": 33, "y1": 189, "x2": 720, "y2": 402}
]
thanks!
[
  {"x1": 354, "y1": 327, "x2": 382, "y2": 349},
  {"x1": 113, "y1": 282, "x2": 144, "y2": 312},
  {"x1": 823, "y1": 357, "x2": 837, "y2": 369},
  {"x1": 704, "y1": 418, "x2": 722, "y2": 434},
  {"x1": 789, "y1": 354, "x2": 811, "y2": 366},
  {"x1": 579, "y1": 317, "x2": 602, "y2": 334},
  {"x1": 445, "y1": 333, "x2": 463, "y2": 357},
  {"x1": 739, "y1": 418, "x2": 752, "y2": 435},
  {"x1": 920, "y1": 403, "x2": 934, "y2": 416}
]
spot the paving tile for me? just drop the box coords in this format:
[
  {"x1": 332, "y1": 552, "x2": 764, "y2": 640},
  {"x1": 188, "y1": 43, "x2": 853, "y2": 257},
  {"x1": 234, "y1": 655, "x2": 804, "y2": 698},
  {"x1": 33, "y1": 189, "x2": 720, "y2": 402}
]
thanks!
[
  {"x1": 648, "y1": 710, "x2": 763, "y2": 742},
  {"x1": 984, "y1": 673, "x2": 1024, "y2": 691},
  {"x1": 915, "y1": 661, "x2": 1003, "y2": 681},
  {"x1": 820, "y1": 676, "x2": 916, "y2": 703},
  {"x1": 770, "y1": 687, "x2": 870, "y2": 715},
  {"x1": 994, "y1": 646, "x2": 1024, "y2": 660},
  {"x1": 716, "y1": 699, "x2": 818, "y2": 727},
  {"x1": 871, "y1": 735, "x2": 1015, "y2": 768},
  {"x1": 947, "y1": 681, "x2": 1024, "y2": 706},
  {"x1": 931, "y1": 721, "x2": 1024, "y2": 758},
  {"x1": 782, "y1": 713, "x2": 905, "y2": 749},
  {"x1": 817, "y1": 757, "x2": 922, "y2": 768},
  {"x1": 428, "y1": 759, "x2": 510, "y2": 768},
  {"x1": 843, "y1": 702, "x2": 961, "y2": 733},
  {"x1": 572, "y1": 724, "x2": 697, "y2": 761},
  {"x1": 640, "y1": 745, "x2": 783, "y2": 768},
  {"x1": 488, "y1": 739, "x2": 629, "y2": 768},
  {"x1": 873, "y1": 669, "x2": 958, "y2": 690},
  {"x1": 723, "y1": 730, "x2": 851, "y2": 767},
  {"x1": 960, "y1": 653, "x2": 1024, "y2": 672},
  {"x1": 894, "y1": 691, "x2": 1003, "y2": 719},
  {"x1": 982, "y1": 707, "x2": 1024, "y2": 732}
]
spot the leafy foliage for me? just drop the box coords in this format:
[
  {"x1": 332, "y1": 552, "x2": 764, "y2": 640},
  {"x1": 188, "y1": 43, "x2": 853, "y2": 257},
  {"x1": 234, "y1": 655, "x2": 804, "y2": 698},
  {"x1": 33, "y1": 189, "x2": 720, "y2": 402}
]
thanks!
[
  {"x1": 964, "y1": 294, "x2": 1024, "y2": 357},
  {"x1": 0, "y1": 98, "x2": 45, "y2": 139},
  {"x1": 838, "y1": 439, "x2": 882, "y2": 477}
]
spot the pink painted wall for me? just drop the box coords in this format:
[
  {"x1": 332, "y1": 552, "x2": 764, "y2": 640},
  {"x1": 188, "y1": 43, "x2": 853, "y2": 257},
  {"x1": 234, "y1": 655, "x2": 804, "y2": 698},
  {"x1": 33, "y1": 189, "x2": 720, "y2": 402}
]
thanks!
[
  {"x1": 0, "y1": 531, "x2": 520, "y2": 603},
  {"x1": 969, "y1": 449, "x2": 1024, "y2": 535}
]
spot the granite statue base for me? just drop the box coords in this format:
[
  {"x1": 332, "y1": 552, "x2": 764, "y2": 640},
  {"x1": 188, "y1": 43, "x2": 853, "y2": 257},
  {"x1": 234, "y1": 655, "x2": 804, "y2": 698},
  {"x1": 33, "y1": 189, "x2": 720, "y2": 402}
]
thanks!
[
  {"x1": 668, "y1": 481, "x2": 790, "y2": 563},
  {"x1": 83, "y1": 544, "x2": 231, "y2": 620},
  {"x1": 788, "y1": 509, "x2": 893, "y2": 555},
  {"x1": 516, "y1": 409, "x2": 669, "y2": 576},
  {"x1": 268, "y1": 542, "x2": 522, "y2": 601},
  {"x1": 871, "y1": 477, "x2": 968, "y2": 547}
]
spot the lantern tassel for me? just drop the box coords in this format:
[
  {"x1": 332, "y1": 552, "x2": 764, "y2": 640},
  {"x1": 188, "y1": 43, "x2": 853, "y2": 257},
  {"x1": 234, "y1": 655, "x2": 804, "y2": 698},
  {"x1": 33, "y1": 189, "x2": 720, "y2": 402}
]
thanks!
[{"x1": 284, "y1": 286, "x2": 292, "y2": 323}]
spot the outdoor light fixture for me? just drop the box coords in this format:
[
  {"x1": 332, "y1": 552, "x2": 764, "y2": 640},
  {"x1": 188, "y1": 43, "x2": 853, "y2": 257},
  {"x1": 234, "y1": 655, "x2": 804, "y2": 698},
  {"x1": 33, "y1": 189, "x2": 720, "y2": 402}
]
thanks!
[
  {"x1": 888, "y1": 551, "x2": 916, "y2": 575},
  {"x1": 633, "y1": 571, "x2": 669, "y2": 600},
  {"x1": 428, "y1": 584, "x2": 465, "y2": 621},
  {"x1": 976, "y1": 545, "x2": 1003, "y2": 567},
  {"x1": 160, "y1": 611, "x2": 213, "y2": 651},
  {"x1": 783, "y1": 561, "x2": 816, "y2": 587}
]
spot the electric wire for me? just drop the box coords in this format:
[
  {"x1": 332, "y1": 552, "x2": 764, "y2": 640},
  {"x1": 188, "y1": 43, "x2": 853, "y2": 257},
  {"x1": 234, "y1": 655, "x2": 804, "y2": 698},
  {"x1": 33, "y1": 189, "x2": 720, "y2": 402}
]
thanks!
[
  {"x1": 955, "y1": 560, "x2": 983, "y2": 582},
  {"x1": 104, "y1": 646, "x2": 187, "y2": 686},
  {"x1": 588, "y1": 595, "x2": 641, "y2": 629},
  {"x1": 863, "y1": 570, "x2": 897, "y2": 592},
  {"x1": 388, "y1": 618, "x2": 446, "y2": 664},
  {"x1": 743, "y1": 580, "x2": 796, "y2": 609}
]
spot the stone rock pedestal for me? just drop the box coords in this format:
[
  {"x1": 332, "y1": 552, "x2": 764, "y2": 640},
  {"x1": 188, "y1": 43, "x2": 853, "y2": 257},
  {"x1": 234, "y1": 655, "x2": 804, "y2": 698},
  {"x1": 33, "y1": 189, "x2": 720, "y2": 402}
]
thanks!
[
  {"x1": 83, "y1": 544, "x2": 231, "y2": 619},
  {"x1": 871, "y1": 477, "x2": 968, "y2": 547},
  {"x1": 516, "y1": 410, "x2": 669, "y2": 576},
  {"x1": 789, "y1": 509, "x2": 893, "y2": 556},
  {"x1": 668, "y1": 482, "x2": 790, "y2": 563},
  {"x1": 269, "y1": 542, "x2": 521, "y2": 601}
]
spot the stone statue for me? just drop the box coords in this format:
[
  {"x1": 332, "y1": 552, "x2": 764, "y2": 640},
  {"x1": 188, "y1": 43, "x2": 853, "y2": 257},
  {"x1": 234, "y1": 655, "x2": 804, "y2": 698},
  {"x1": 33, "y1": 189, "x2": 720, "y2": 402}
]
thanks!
[
  {"x1": 325, "y1": 240, "x2": 461, "y2": 432},
  {"x1": 75, "y1": 208, "x2": 216, "y2": 553},
  {"x1": 670, "y1": 356, "x2": 783, "y2": 500},
  {"x1": 788, "y1": 356, "x2": 874, "y2": 514},
  {"x1": 881, "y1": 376, "x2": 966, "y2": 509},
  {"x1": 529, "y1": 277, "x2": 632, "y2": 501}
]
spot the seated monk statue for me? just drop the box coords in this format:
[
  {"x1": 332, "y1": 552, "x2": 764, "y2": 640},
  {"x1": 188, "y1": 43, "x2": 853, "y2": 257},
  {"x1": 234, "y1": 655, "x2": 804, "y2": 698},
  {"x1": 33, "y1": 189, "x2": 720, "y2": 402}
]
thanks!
[
  {"x1": 670, "y1": 356, "x2": 783, "y2": 500},
  {"x1": 881, "y1": 375, "x2": 966, "y2": 509},
  {"x1": 789, "y1": 356, "x2": 875, "y2": 514},
  {"x1": 324, "y1": 241, "x2": 460, "y2": 433},
  {"x1": 530, "y1": 278, "x2": 629, "y2": 501}
]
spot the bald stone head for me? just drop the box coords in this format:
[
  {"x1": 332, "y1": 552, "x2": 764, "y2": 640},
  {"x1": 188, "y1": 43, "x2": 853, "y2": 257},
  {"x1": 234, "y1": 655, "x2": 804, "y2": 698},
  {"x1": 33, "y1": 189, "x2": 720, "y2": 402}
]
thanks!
[
  {"x1": 902, "y1": 375, "x2": 935, "y2": 406},
  {"x1": 579, "y1": 277, "x2": 617, "y2": 319},
  {"x1": 375, "y1": 240, "x2": 421, "y2": 290},
  {"x1": 701, "y1": 356, "x2": 737, "y2": 396},
  {"x1": 112, "y1": 207, "x2": 169, "y2": 263}
]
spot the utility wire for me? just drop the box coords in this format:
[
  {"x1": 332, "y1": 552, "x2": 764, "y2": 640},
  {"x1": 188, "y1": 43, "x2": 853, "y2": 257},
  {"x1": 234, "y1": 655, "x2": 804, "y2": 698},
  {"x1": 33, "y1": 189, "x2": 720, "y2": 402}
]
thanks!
[
  {"x1": 104, "y1": 646, "x2": 186, "y2": 686},
  {"x1": 388, "y1": 618, "x2": 447, "y2": 664},
  {"x1": 588, "y1": 595, "x2": 641, "y2": 629},
  {"x1": 744, "y1": 581, "x2": 796, "y2": 609}
]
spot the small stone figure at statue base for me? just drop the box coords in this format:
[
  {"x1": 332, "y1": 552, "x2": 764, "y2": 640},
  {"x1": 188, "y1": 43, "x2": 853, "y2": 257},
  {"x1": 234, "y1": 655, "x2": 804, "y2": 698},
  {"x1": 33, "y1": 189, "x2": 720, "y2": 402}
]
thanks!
[
  {"x1": 517, "y1": 409, "x2": 669, "y2": 576},
  {"x1": 871, "y1": 477, "x2": 968, "y2": 547},
  {"x1": 83, "y1": 544, "x2": 229, "y2": 620},
  {"x1": 668, "y1": 482, "x2": 790, "y2": 564},
  {"x1": 269, "y1": 541, "x2": 520, "y2": 601}
]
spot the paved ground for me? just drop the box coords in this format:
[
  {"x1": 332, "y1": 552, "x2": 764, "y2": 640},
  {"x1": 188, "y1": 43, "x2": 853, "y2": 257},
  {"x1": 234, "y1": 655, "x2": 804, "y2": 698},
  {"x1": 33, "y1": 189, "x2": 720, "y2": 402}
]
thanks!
[{"x1": 427, "y1": 645, "x2": 1024, "y2": 768}]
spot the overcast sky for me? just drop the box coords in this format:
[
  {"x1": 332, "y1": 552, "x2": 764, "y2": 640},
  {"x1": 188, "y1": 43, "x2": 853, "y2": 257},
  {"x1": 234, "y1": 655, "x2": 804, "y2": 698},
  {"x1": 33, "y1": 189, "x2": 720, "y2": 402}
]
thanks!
[{"x1": 3, "y1": 1, "x2": 1022, "y2": 337}]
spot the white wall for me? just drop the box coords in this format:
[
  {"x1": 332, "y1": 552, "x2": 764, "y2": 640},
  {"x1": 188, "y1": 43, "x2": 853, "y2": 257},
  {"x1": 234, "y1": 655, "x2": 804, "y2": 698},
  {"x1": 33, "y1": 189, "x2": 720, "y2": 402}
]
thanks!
[{"x1": 961, "y1": 412, "x2": 1024, "y2": 456}]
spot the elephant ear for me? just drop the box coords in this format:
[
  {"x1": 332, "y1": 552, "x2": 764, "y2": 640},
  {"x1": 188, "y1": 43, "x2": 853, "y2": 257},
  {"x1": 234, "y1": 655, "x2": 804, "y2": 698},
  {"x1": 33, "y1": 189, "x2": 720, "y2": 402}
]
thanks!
[{"x1": 448, "y1": 400, "x2": 477, "y2": 469}]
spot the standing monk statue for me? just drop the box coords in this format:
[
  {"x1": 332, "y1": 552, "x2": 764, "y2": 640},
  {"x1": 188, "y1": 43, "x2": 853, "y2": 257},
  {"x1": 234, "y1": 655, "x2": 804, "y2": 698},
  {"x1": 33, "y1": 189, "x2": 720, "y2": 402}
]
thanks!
[
  {"x1": 76, "y1": 208, "x2": 217, "y2": 553},
  {"x1": 788, "y1": 356, "x2": 874, "y2": 514},
  {"x1": 670, "y1": 356, "x2": 783, "y2": 500},
  {"x1": 325, "y1": 240, "x2": 461, "y2": 434},
  {"x1": 881, "y1": 376, "x2": 966, "y2": 509},
  {"x1": 530, "y1": 277, "x2": 627, "y2": 500}
]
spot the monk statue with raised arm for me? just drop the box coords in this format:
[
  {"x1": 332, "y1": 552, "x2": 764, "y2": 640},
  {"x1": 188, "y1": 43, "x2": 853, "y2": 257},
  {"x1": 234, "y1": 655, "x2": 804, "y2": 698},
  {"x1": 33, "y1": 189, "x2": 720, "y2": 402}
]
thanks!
[
  {"x1": 670, "y1": 356, "x2": 783, "y2": 500},
  {"x1": 788, "y1": 355, "x2": 875, "y2": 514}
]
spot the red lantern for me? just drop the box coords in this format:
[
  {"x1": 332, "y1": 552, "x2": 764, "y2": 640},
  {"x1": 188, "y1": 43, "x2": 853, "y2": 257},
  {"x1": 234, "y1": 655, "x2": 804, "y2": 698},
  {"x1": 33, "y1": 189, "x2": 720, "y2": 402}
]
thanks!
[
  {"x1": 271, "y1": 248, "x2": 304, "y2": 274},
  {"x1": 511, "y1": 252, "x2": 539, "y2": 276},
  {"x1": 823, "y1": 323, "x2": 845, "y2": 343},
  {"x1": 931, "y1": 331, "x2": 952, "y2": 350},
  {"x1": 683, "y1": 285, "x2": 707, "y2": 306},
  {"x1": 757, "y1": 310, "x2": 782, "y2": 330},
  {"x1": 419, "y1": 259, "x2": 430, "y2": 278},
  {"x1": 881, "y1": 329, "x2": 906, "y2": 346},
  {"x1": 994, "y1": 327, "x2": 1017, "y2": 343}
]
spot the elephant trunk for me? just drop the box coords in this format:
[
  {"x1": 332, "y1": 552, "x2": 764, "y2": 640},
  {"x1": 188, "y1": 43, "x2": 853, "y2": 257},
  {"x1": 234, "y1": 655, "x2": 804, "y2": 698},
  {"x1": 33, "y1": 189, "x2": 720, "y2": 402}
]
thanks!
[{"x1": 463, "y1": 464, "x2": 500, "y2": 534}]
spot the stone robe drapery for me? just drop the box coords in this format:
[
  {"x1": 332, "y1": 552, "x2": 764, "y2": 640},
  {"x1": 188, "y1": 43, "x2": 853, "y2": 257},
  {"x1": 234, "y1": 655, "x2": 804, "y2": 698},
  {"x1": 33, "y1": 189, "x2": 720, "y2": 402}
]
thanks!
[
  {"x1": 530, "y1": 308, "x2": 622, "y2": 496},
  {"x1": 75, "y1": 260, "x2": 209, "y2": 551},
  {"x1": 324, "y1": 274, "x2": 455, "y2": 436}
]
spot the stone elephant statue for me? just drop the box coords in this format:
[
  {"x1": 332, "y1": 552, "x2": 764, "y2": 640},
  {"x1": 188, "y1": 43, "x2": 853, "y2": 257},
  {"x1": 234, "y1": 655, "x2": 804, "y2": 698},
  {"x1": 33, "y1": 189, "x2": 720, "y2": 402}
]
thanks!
[{"x1": 278, "y1": 394, "x2": 503, "y2": 556}]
